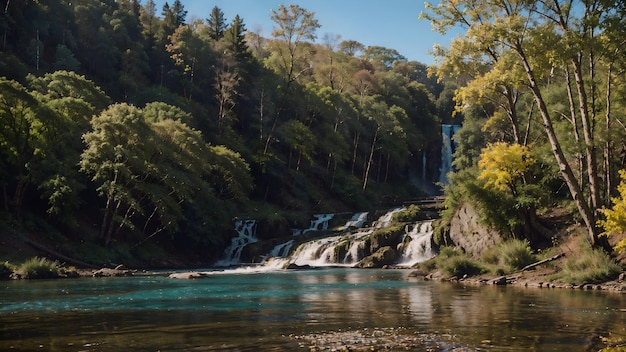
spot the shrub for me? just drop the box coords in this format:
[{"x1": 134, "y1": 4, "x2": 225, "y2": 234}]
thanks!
[
  {"x1": 561, "y1": 247, "x2": 621, "y2": 284},
  {"x1": 441, "y1": 256, "x2": 487, "y2": 278},
  {"x1": 18, "y1": 257, "x2": 61, "y2": 279},
  {"x1": 419, "y1": 246, "x2": 487, "y2": 278},
  {"x1": 500, "y1": 239, "x2": 536, "y2": 270},
  {"x1": 480, "y1": 239, "x2": 536, "y2": 273}
]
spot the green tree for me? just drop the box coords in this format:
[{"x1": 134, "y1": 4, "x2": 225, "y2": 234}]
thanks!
[
  {"x1": 206, "y1": 6, "x2": 227, "y2": 41},
  {"x1": 262, "y1": 4, "x2": 320, "y2": 155},
  {"x1": 363, "y1": 45, "x2": 407, "y2": 69},
  {"x1": 0, "y1": 79, "x2": 45, "y2": 216},
  {"x1": 27, "y1": 71, "x2": 109, "y2": 222}
]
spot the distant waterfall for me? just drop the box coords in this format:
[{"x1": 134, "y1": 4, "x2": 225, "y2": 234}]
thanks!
[{"x1": 439, "y1": 124, "x2": 461, "y2": 185}]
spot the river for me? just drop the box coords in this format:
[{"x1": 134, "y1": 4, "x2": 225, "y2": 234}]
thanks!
[{"x1": 1, "y1": 268, "x2": 624, "y2": 351}]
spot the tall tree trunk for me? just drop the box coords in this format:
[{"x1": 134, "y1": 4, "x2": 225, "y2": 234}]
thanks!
[
  {"x1": 571, "y1": 54, "x2": 601, "y2": 210},
  {"x1": 362, "y1": 127, "x2": 379, "y2": 191},
  {"x1": 604, "y1": 62, "x2": 613, "y2": 203},
  {"x1": 515, "y1": 43, "x2": 600, "y2": 247},
  {"x1": 564, "y1": 69, "x2": 584, "y2": 181}
]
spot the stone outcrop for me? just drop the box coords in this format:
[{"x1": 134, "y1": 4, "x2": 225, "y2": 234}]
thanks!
[
  {"x1": 447, "y1": 203, "x2": 502, "y2": 258},
  {"x1": 355, "y1": 246, "x2": 397, "y2": 268}
]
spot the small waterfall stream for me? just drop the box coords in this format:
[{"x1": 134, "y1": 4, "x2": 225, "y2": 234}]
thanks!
[
  {"x1": 397, "y1": 221, "x2": 435, "y2": 267},
  {"x1": 215, "y1": 220, "x2": 258, "y2": 266}
]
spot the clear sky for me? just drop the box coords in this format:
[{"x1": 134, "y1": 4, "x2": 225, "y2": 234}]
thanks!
[{"x1": 153, "y1": 0, "x2": 454, "y2": 65}]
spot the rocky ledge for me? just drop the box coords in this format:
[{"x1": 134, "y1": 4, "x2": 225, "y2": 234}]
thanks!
[{"x1": 409, "y1": 268, "x2": 626, "y2": 293}]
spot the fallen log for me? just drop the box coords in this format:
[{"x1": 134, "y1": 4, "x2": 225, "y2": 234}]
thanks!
[{"x1": 520, "y1": 252, "x2": 565, "y2": 272}]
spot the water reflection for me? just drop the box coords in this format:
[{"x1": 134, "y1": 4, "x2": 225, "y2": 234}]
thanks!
[{"x1": 1, "y1": 269, "x2": 625, "y2": 351}]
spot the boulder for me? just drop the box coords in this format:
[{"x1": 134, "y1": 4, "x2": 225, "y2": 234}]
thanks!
[
  {"x1": 355, "y1": 246, "x2": 398, "y2": 268},
  {"x1": 448, "y1": 203, "x2": 502, "y2": 258}
]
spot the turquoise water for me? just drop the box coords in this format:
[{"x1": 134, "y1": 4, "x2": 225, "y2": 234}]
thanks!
[{"x1": 1, "y1": 268, "x2": 625, "y2": 351}]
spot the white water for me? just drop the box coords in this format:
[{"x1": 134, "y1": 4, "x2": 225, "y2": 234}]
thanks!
[
  {"x1": 293, "y1": 213, "x2": 335, "y2": 235},
  {"x1": 219, "y1": 208, "x2": 435, "y2": 270},
  {"x1": 214, "y1": 220, "x2": 258, "y2": 266},
  {"x1": 439, "y1": 124, "x2": 461, "y2": 185},
  {"x1": 269, "y1": 240, "x2": 294, "y2": 257},
  {"x1": 397, "y1": 220, "x2": 435, "y2": 267},
  {"x1": 342, "y1": 212, "x2": 368, "y2": 230},
  {"x1": 291, "y1": 231, "x2": 372, "y2": 267}
]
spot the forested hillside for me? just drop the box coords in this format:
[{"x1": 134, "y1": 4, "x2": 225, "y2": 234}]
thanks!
[{"x1": 0, "y1": 0, "x2": 450, "y2": 265}]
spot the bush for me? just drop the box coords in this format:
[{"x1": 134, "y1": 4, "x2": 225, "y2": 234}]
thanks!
[
  {"x1": 480, "y1": 239, "x2": 536, "y2": 273},
  {"x1": 500, "y1": 239, "x2": 536, "y2": 270},
  {"x1": 419, "y1": 246, "x2": 487, "y2": 278},
  {"x1": 442, "y1": 256, "x2": 487, "y2": 278},
  {"x1": 18, "y1": 257, "x2": 62, "y2": 279},
  {"x1": 561, "y1": 247, "x2": 621, "y2": 284}
]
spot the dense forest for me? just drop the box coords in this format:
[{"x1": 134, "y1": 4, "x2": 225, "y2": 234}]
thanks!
[
  {"x1": 0, "y1": 0, "x2": 452, "y2": 265},
  {"x1": 3, "y1": 0, "x2": 626, "y2": 267}
]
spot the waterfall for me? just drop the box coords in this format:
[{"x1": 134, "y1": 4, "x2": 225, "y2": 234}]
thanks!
[
  {"x1": 215, "y1": 220, "x2": 258, "y2": 266},
  {"x1": 269, "y1": 240, "x2": 294, "y2": 258},
  {"x1": 219, "y1": 208, "x2": 436, "y2": 269},
  {"x1": 397, "y1": 221, "x2": 435, "y2": 267},
  {"x1": 342, "y1": 212, "x2": 368, "y2": 230},
  {"x1": 439, "y1": 124, "x2": 462, "y2": 185},
  {"x1": 371, "y1": 207, "x2": 402, "y2": 228},
  {"x1": 291, "y1": 231, "x2": 371, "y2": 267},
  {"x1": 293, "y1": 213, "x2": 335, "y2": 236}
]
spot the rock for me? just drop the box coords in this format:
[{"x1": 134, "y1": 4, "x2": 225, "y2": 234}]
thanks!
[
  {"x1": 491, "y1": 276, "x2": 508, "y2": 285},
  {"x1": 285, "y1": 263, "x2": 313, "y2": 270},
  {"x1": 168, "y1": 272, "x2": 211, "y2": 279},
  {"x1": 355, "y1": 246, "x2": 397, "y2": 268},
  {"x1": 448, "y1": 203, "x2": 502, "y2": 258},
  {"x1": 93, "y1": 267, "x2": 134, "y2": 277}
]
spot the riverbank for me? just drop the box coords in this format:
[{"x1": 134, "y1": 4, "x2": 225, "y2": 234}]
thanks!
[{"x1": 412, "y1": 224, "x2": 626, "y2": 293}]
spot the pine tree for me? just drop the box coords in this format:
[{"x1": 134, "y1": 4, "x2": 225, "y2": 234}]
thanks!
[{"x1": 207, "y1": 6, "x2": 227, "y2": 41}]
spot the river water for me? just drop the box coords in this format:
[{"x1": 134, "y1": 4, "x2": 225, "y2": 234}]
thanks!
[{"x1": 1, "y1": 268, "x2": 624, "y2": 351}]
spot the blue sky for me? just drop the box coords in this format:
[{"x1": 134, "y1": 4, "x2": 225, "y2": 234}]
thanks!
[{"x1": 153, "y1": 0, "x2": 455, "y2": 65}]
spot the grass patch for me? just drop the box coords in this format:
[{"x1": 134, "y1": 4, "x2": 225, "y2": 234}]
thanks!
[
  {"x1": 560, "y1": 246, "x2": 621, "y2": 284},
  {"x1": 17, "y1": 257, "x2": 63, "y2": 279},
  {"x1": 419, "y1": 246, "x2": 487, "y2": 278},
  {"x1": 482, "y1": 239, "x2": 536, "y2": 273}
]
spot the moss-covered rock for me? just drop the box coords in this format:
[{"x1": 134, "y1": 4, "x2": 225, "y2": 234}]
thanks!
[{"x1": 355, "y1": 246, "x2": 398, "y2": 268}]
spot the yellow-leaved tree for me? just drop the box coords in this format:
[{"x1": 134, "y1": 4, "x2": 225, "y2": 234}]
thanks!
[
  {"x1": 598, "y1": 170, "x2": 626, "y2": 253},
  {"x1": 478, "y1": 142, "x2": 533, "y2": 196}
]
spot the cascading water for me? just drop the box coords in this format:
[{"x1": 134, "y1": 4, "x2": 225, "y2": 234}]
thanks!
[
  {"x1": 439, "y1": 124, "x2": 462, "y2": 185},
  {"x1": 215, "y1": 220, "x2": 258, "y2": 266},
  {"x1": 221, "y1": 208, "x2": 437, "y2": 269},
  {"x1": 397, "y1": 220, "x2": 435, "y2": 267},
  {"x1": 290, "y1": 231, "x2": 372, "y2": 267},
  {"x1": 342, "y1": 212, "x2": 368, "y2": 230},
  {"x1": 285, "y1": 208, "x2": 409, "y2": 267},
  {"x1": 292, "y1": 213, "x2": 335, "y2": 235},
  {"x1": 269, "y1": 240, "x2": 294, "y2": 258}
]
